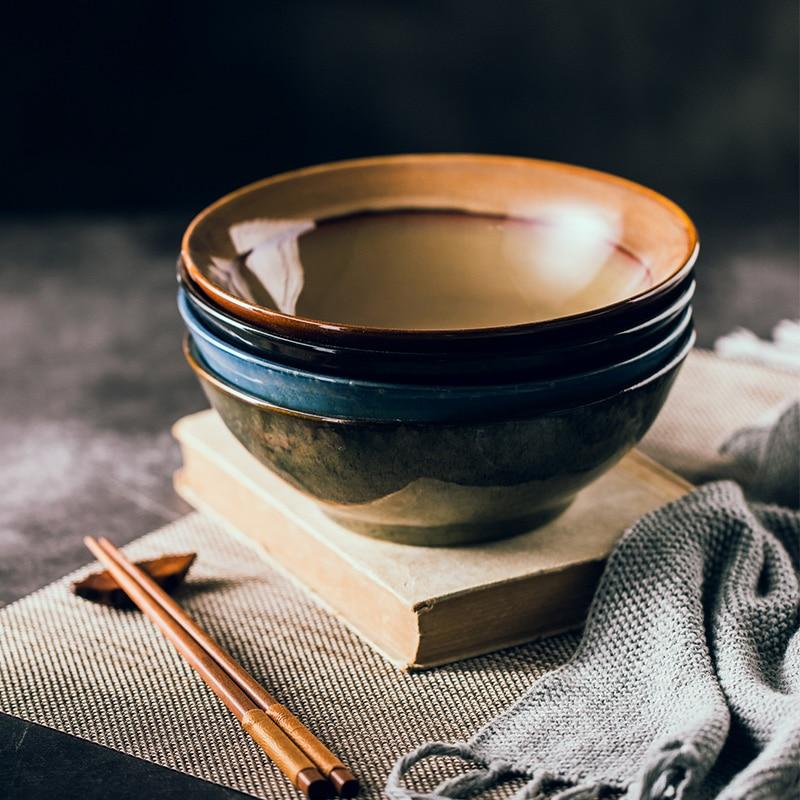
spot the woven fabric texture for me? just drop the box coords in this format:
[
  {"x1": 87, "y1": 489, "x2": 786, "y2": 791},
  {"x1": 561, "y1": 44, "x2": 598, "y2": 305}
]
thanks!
[
  {"x1": 387, "y1": 478, "x2": 800, "y2": 800},
  {"x1": 720, "y1": 402, "x2": 800, "y2": 508},
  {"x1": 0, "y1": 515, "x2": 576, "y2": 799},
  {"x1": 0, "y1": 351, "x2": 797, "y2": 799}
]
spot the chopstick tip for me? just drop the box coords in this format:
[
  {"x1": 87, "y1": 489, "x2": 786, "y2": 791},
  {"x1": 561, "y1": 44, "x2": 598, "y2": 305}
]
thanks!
[
  {"x1": 297, "y1": 767, "x2": 333, "y2": 800},
  {"x1": 83, "y1": 536, "x2": 103, "y2": 558},
  {"x1": 330, "y1": 767, "x2": 359, "y2": 798}
]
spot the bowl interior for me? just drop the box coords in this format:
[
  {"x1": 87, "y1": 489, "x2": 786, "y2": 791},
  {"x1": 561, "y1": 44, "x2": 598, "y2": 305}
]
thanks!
[{"x1": 183, "y1": 155, "x2": 697, "y2": 333}]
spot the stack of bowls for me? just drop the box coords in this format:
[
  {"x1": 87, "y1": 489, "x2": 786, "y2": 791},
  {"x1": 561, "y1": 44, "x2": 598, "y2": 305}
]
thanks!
[{"x1": 178, "y1": 155, "x2": 698, "y2": 546}]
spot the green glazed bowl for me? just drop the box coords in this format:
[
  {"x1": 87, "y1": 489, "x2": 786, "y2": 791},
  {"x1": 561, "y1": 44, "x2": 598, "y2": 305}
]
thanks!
[{"x1": 184, "y1": 331, "x2": 694, "y2": 546}]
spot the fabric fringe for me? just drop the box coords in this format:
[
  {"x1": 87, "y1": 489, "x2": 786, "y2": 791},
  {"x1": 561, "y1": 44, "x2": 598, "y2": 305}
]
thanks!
[
  {"x1": 386, "y1": 743, "x2": 619, "y2": 800},
  {"x1": 387, "y1": 734, "x2": 704, "y2": 799},
  {"x1": 714, "y1": 320, "x2": 800, "y2": 374},
  {"x1": 550, "y1": 781, "x2": 609, "y2": 799},
  {"x1": 626, "y1": 739, "x2": 700, "y2": 800},
  {"x1": 509, "y1": 771, "x2": 551, "y2": 799},
  {"x1": 385, "y1": 736, "x2": 702, "y2": 799},
  {"x1": 385, "y1": 740, "x2": 498, "y2": 799},
  {"x1": 434, "y1": 760, "x2": 512, "y2": 797}
]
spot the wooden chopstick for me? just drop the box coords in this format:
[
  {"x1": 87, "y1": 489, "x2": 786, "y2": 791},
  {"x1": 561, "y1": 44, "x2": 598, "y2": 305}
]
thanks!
[
  {"x1": 83, "y1": 537, "x2": 332, "y2": 800},
  {"x1": 94, "y1": 537, "x2": 358, "y2": 798}
]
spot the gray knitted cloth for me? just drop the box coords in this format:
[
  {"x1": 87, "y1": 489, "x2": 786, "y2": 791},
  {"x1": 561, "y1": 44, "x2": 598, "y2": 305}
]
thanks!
[
  {"x1": 387, "y1": 404, "x2": 800, "y2": 800},
  {"x1": 720, "y1": 402, "x2": 800, "y2": 509}
]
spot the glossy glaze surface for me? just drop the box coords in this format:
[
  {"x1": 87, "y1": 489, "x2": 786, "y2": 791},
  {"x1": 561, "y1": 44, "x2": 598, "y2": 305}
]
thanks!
[
  {"x1": 205, "y1": 208, "x2": 652, "y2": 328},
  {"x1": 180, "y1": 269, "x2": 696, "y2": 383},
  {"x1": 182, "y1": 155, "x2": 698, "y2": 345},
  {"x1": 184, "y1": 333, "x2": 693, "y2": 544},
  {"x1": 181, "y1": 289, "x2": 693, "y2": 421}
]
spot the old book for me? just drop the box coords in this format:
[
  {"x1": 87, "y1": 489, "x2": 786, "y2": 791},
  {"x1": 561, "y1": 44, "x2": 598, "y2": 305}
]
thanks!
[{"x1": 173, "y1": 410, "x2": 691, "y2": 669}]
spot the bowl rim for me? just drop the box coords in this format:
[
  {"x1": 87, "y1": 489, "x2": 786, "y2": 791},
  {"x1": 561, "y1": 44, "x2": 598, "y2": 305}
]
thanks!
[
  {"x1": 180, "y1": 284, "x2": 693, "y2": 393},
  {"x1": 183, "y1": 327, "x2": 696, "y2": 426},
  {"x1": 181, "y1": 154, "x2": 699, "y2": 341},
  {"x1": 179, "y1": 262, "x2": 697, "y2": 358}
]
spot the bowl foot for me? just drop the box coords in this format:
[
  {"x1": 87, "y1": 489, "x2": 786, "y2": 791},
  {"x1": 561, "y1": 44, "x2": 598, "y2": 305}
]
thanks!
[{"x1": 322, "y1": 499, "x2": 575, "y2": 547}]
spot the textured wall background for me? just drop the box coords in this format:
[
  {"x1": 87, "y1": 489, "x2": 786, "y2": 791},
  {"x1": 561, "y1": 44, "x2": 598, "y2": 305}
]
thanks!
[{"x1": 2, "y1": 0, "x2": 797, "y2": 225}]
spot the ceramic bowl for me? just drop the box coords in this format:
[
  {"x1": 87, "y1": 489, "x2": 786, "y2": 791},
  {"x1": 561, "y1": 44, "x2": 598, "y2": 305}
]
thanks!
[
  {"x1": 184, "y1": 330, "x2": 694, "y2": 545},
  {"x1": 181, "y1": 154, "x2": 698, "y2": 350},
  {"x1": 181, "y1": 286, "x2": 693, "y2": 422},
  {"x1": 179, "y1": 265, "x2": 696, "y2": 384}
]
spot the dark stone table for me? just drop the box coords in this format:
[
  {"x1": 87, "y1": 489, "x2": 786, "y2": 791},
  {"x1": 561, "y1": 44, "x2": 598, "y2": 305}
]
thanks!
[{"x1": 1, "y1": 215, "x2": 797, "y2": 798}]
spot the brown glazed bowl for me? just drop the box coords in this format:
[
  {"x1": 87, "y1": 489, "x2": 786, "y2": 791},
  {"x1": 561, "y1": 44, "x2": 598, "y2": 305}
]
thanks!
[
  {"x1": 184, "y1": 329, "x2": 694, "y2": 546},
  {"x1": 181, "y1": 154, "x2": 698, "y2": 351}
]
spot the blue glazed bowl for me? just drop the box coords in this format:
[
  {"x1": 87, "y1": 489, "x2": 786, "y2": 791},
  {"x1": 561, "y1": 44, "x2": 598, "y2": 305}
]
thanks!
[
  {"x1": 179, "y1": 272, "x2": 695, "y2": 385},
  {"x1": 180, "y1": 288, "x2": 693, "y2": 422}
]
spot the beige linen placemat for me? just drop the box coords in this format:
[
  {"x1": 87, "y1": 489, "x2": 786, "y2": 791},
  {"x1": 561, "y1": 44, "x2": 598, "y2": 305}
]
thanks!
[
  {"x1": 0, "y1": 350, "x2": 796, "y2": 799},
  {"x1": 0, "y1": 516, "x2": 577, "y2": 799}
]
